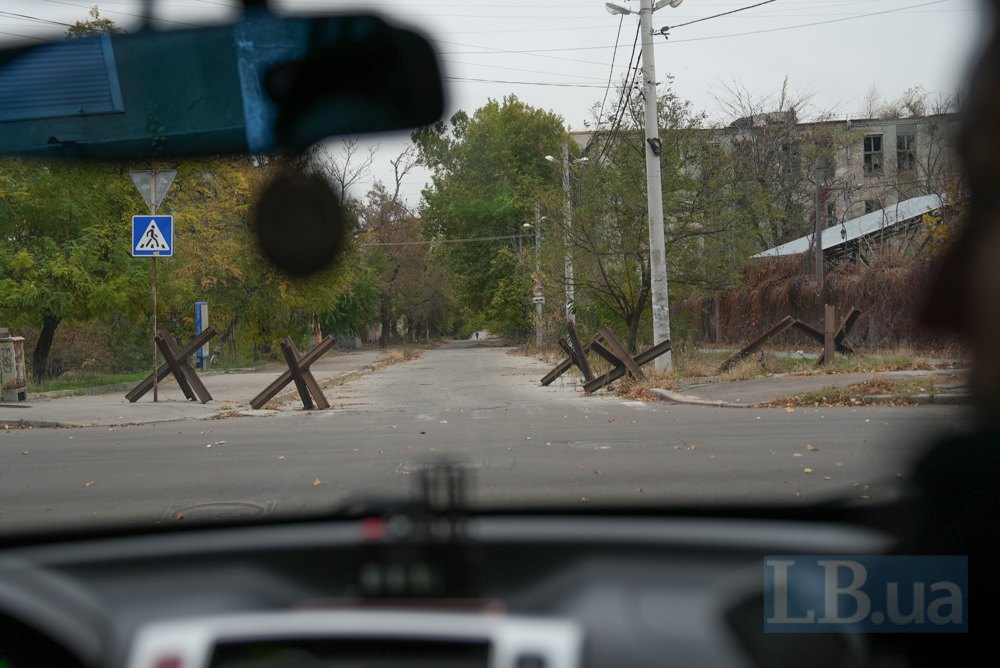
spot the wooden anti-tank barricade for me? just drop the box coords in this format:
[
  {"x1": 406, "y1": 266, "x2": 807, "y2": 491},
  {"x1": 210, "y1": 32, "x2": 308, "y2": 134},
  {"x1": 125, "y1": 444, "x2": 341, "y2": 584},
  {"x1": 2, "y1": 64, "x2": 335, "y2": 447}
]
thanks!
[
  {"x1": 126, "y1": 328, "x2": 217, "y2": 404},
  {"x1": 250, "y1": 335, "x2": 335, "y2": 410},
  {"x1": 540, "y1": 323, "x2": 672, "y2": 393}
]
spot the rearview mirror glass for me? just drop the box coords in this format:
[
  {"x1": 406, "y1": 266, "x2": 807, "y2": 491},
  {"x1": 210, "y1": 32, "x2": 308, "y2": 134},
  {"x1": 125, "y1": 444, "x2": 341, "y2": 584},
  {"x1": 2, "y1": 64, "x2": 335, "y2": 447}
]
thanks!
[{"x1": 0, "y1": 11, "x2": 445, "y2": 159}]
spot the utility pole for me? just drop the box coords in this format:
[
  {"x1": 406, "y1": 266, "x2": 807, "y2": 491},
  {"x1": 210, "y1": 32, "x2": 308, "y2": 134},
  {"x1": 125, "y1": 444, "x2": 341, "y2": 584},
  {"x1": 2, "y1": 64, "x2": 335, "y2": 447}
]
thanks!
[
  {"x1": 560, "y1": 139, "x2": 576, "y2": 323},
  {"x1": 815, "y1": 165, "x2": 835, "y2": 365},
  {"x1": 639, "y1": 0, "x2": 672, "y2": 370},
  {"x1": 814, "y1": 166, "x2": 824, "y2": 283},
  {"x1": 535, "y1": 203, "x2": 543, "y2": 348}
]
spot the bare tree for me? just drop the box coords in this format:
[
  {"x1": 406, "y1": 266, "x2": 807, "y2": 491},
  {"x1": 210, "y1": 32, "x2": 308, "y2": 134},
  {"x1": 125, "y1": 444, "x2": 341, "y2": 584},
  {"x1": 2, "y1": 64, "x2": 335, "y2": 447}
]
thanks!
[{"x1": 315, "y1": 138, "x2": 377, "y2": 205}]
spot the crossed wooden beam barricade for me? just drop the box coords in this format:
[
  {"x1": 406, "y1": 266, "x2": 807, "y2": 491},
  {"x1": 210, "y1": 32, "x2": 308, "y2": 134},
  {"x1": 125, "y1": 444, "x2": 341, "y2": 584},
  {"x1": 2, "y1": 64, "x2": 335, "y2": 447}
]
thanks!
[
  {"x1": 718, "y1": 307, "x2": 862, "y2": 372},
  {"x1": 126, "y1": 330, "x2": 337, "y2": 410},
  {"x1": 249, "y1": 335, "x2": 335, "y2": 410},
  {"x1": 541, "y1": 321, "x2": 673, "y2": 393},
  {"x1": 126, "y1": 328, "x2": 218, "y2": 404}
]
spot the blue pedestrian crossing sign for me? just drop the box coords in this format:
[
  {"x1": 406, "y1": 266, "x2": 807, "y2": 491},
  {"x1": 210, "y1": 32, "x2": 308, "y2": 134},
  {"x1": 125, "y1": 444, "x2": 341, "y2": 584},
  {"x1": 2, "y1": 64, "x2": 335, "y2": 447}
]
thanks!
[{"x1": 132, "y1": 215, "x2": 173, "y2": 257}]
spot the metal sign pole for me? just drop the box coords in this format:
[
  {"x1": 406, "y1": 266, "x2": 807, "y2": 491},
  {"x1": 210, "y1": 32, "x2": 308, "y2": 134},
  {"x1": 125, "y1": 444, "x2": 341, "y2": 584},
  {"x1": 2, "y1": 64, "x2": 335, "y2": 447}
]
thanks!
[
  {"x1": 151, "y1": 173, "x2": 158, "y2": 402},
  {"x1": 129, "y1": 168, "x2": 176, "y2": 402}
]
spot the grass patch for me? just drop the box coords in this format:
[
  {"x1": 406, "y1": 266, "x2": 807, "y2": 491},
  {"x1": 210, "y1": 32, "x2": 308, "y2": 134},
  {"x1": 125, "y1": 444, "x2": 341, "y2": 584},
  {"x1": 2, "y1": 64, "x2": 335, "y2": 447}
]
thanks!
[
  {"x1": 32, "y1": 371, "x2": 149, "y2": 393},
  {"x1": 768, "y1": 376, "x2": 942, "y2": 407}
]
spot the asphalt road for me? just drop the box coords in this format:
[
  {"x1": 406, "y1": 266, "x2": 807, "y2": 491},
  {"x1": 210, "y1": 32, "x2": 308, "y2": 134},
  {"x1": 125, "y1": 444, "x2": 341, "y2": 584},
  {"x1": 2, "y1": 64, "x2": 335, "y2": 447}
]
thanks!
[{"x1": 0, "y1": 341, "x2": 971, "y2": 532}]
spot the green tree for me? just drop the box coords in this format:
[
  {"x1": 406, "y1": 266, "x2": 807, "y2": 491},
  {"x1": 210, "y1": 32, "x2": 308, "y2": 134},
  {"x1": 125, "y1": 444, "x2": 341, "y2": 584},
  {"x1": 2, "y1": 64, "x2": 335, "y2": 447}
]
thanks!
[
  {"x1": 0, "y1": 158, "x2": 148, "y2": 380},
  {"x1": 66, "y1": 6, "x2": 123, "y2": 38},
  {"x1": 412, "y1": 96, "x2": 565, "y2": 335},
  {"x1": 566, "y1": 79, "x2": 734, "y2": 351}
]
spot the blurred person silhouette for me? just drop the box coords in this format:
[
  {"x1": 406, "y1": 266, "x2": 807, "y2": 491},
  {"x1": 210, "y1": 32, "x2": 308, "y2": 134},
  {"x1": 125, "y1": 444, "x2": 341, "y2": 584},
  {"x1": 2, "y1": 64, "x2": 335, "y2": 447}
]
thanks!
[{"x1": 895, "y1": 1, "x2": 1000, "y2": 663}]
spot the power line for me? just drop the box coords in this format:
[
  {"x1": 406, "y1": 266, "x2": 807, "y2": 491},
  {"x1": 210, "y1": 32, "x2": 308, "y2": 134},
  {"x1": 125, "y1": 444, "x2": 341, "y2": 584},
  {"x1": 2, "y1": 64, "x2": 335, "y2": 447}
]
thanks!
[
  {"x1": 595, "y1": 47, "x2": 643, "y2": 167},
  {"x1": 0, "y1": 11, "x2": 73, "y2": 27},
  {"x1": 444, "y1": 76, "x2": 606, "y2": 88},
  {"x1": 37, "y1": 0, "x2": 205, "y2": 28},
  {"x1": 665, "y1": 0, "x2": 778, "y2": 31},
  {"x1": 591, "y1": 20, "x2": 643, "y2": 166},
  {"x1": 362, "y1": 234, "x2": 522, "y2": 247},
  {"x1": 434, "y1": 39, "x2": 627, "y2": 69},
  {"x1": 661, "y1": 0, "x2": 951, "y2": 45},
  {"x1": 593, "y1": 14, "x2": 624, "y2": 138},
  {"x1": 0, "y1": 30, "x2": 49, "y2": 41},
  {"x1": 439, "y1": 0, "x2": 952, "y2": 55}
]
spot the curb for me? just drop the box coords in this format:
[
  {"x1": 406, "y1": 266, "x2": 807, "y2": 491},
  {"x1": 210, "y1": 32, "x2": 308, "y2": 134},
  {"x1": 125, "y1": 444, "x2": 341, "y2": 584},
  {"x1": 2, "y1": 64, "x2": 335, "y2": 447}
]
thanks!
[
  {"x1": 648, "y1": 388, "x2": 749, "y2": 408},
  {"x1": 33, "y1": 382, "x2": 137, "y2": 399},
  {"x1": 649, "y1": 388, "x2": 970, "y2": 408},
  {"x1": 1, "y1": 416, "x2": 192, "y2": 429}
]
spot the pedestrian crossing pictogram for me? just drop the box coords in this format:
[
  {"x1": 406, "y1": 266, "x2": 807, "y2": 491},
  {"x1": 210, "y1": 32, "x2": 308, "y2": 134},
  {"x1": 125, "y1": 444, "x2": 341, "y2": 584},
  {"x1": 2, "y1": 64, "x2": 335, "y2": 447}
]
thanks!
[{"x1": 132, "y1": 215, "x2": 174, "y2": 257}]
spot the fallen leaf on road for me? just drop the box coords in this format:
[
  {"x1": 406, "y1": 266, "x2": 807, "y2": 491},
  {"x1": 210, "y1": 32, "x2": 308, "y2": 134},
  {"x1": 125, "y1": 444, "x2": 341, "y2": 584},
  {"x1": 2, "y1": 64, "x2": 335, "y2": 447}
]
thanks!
[
  {"x1": 863, "y1": 484, "x2": 871, "y2": 492},
  {"x1": 803, "y1": 468, "x2": 813, "y2": 474},
  {"x1": 785, "y1": 408, "x2": 795, "y2": 413},
  {"x1": 313, "y1": 478, "x2": 321, "y2": 486},
  {"x1": 594, "y1": 469, "x2": 601, "y2": 475},
  {"x1": 794, "y1": 491, "x2": 801, "y2": 497},
  {"x1": 822, "y1": 476, "x2": 832, "y2": 480},
  {"x1": 805, "y1": 444, "x2": 821, "y2": 452},
  {"x1": 278, "y1": 455, "x2": 285, "y2": 460},
  {"x1": 608, "y1": 418, "x2": 618, "y2": 424},
  {"x1": 83, "y1": 481, "x2": 95, "y2": 488}
]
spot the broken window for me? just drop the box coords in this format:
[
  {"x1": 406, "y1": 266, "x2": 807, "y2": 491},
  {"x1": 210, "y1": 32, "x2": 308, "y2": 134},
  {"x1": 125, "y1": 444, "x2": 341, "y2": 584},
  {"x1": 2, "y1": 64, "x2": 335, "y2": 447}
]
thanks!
[
  {"x1": 863, "y1": 135, "x2": 883, "y2": 175},
  {"x1": 897, "y1": 133, "x2": 916, "y2": 172}
]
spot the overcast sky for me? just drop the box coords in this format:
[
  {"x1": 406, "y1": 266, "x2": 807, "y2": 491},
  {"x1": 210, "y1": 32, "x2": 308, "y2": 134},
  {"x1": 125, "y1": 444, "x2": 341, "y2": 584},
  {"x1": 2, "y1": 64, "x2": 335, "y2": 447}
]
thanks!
[{"x1": 1, "y1": 0, "x2": 986, "y2": 205}]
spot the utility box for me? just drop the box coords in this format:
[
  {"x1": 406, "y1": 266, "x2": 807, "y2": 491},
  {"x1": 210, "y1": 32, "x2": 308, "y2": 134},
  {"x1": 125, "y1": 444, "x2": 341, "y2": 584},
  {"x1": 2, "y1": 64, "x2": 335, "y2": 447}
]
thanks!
[{"x1": 0, "y1": 336, "x2": 27, "y2": 402}]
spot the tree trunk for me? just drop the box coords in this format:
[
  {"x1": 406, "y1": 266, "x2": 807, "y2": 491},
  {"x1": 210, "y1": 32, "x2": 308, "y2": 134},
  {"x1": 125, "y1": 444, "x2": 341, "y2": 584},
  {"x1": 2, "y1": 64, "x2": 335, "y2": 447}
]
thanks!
[
  {"x1": 626, "y1": 311, "x2": 641, "y2": 356},
  {"x1": 625, "y1": 287, "x2": 651, "y2": 354},
  {"x1": 379, "y1": 296, "x2": 392, "y2": 348},
  {"x1": 32, "y1": 314, "x2": 62, "y2": 383}
]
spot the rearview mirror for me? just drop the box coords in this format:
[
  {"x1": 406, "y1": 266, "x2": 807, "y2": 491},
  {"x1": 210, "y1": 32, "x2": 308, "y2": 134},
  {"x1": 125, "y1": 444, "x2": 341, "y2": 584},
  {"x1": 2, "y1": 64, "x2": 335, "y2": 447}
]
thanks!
[{"x1": 0, "y1": 11, "x2": 445, "y2": 159}]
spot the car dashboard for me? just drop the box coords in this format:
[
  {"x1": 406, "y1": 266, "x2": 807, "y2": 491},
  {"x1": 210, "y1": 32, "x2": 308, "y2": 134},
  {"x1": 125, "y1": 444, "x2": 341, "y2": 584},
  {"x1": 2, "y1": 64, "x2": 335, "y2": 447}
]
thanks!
[{"x1": 0, "y1": 503, "x2": 898, "y2": 668}]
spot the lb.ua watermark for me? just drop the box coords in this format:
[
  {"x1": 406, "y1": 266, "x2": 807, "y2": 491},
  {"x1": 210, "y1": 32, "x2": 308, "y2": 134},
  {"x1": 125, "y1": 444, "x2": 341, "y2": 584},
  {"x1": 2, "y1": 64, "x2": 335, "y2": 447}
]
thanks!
[{"x1": 764, "y1": 556, "x2": 967, "y2": 633}]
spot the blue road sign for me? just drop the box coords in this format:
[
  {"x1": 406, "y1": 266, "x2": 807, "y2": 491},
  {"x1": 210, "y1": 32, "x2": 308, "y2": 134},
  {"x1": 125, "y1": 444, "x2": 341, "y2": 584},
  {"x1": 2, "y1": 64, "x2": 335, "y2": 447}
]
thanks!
[{"x1": 132, "y1": 215, "x2": 173, "y2": 257}]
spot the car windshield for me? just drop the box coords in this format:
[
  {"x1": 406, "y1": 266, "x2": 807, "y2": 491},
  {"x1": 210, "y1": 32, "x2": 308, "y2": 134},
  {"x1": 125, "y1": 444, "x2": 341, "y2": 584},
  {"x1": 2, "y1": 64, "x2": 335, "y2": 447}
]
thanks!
[{"x1": 0, "y1": 0, "x2": 984, "y2": 532}]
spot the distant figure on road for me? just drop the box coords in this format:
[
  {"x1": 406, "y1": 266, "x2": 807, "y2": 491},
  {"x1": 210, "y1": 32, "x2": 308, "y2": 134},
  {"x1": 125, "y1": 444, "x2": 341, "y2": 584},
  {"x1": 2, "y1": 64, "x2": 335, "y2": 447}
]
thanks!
[{"x1": 475, "y1": 332, "x2": 479, "y2": 340}]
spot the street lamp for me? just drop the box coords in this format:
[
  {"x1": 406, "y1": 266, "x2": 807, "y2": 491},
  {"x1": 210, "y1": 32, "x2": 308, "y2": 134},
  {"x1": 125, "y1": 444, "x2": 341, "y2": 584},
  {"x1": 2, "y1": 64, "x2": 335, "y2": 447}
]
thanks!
[
  {"x1": 545, "y1": 142, "x2": 587, "y2": 323},
  {"x1": 601, "y1": 0, "x2": 686, "y2": 371},
  {"x1": 605, "y1": 0, "x2": 682, "y2": 16}
]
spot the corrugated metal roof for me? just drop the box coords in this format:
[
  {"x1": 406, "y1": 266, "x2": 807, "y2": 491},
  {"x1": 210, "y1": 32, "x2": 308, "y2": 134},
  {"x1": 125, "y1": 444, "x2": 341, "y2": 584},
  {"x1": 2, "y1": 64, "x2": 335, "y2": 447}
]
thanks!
[
  {"x1": 0, "y1": 33, "x2": 124, "y2": 122},
  {"x1": 752, "y1": 194, "x2": 944, "y2": 258}
]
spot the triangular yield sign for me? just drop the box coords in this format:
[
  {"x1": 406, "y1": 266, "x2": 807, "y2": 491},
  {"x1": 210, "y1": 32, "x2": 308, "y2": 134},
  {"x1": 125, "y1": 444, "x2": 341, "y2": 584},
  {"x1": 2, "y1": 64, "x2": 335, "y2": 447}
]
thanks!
[{"x1": 136, "y1": 219, "x2": 170, "y2": 251}]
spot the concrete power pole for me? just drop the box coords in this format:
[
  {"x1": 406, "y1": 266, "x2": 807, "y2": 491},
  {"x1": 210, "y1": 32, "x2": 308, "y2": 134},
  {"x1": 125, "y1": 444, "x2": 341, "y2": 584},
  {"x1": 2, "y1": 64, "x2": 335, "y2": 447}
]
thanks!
[
  {"x1": 639, "y1": 0, "x2": 672, "y2": 370},
  {"x1": 560, "y1": 139, "x2": 576, "y2": 323}
]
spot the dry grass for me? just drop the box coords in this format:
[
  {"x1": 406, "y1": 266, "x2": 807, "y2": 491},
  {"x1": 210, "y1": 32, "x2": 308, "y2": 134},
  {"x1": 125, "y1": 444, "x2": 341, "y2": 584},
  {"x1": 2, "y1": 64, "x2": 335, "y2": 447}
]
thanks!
[
  {"x1": 367, "y1": 346, "x2": 424, "y2": 372},
  {"x1": 765, "y1": 375, "x2": 944, "y2": 407},
  {"x1": 607, "y1": 344, "x2": 959, "y2": 399}
]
